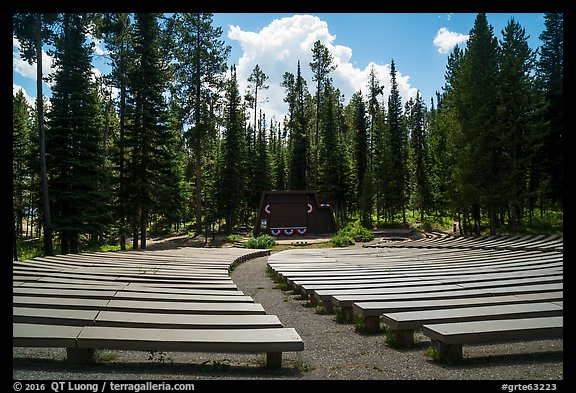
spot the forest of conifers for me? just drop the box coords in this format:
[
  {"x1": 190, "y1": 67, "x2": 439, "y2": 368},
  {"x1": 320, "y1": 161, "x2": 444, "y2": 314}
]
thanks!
[{"x1": 12, "y1": 13, "x2": 563, "y2": 257}]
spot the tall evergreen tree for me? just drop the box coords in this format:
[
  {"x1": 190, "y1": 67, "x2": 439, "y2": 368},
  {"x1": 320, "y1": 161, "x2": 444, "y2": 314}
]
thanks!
[
  {"x1": 124, "y1": 13, "x2": 174, "y2": 249},
  {"x1": 284, "y1": 62, "x2": 309, "y2": 190},
  {"x1": 349, "y1": 91, "x2": 371, "y2": 227},
  {"x1": 219, "y1": 65, "x2": 247, "y2": 233},
  {"x1": 13, "y1": 90, "x2": 33, "y2": 252},
  {"x1": 387, "y1": 59, "x2": 407, "y2": 224},
  {"x1": 497, "y1": 18, "x2": 536, "y2": 230},
  {"x1": 310, "y1": 40, "x2": 336, "y2": 192},
  {"x1": 13, "y1": 13, "x2": 59, "y2": 256},
  {"x1": 172, "y1": 13, "x2": 230, "y2": 233},
  {"x1": 367, "y1": 65, "x2": 384, "y2": 167},
  {"x1": 408, "y1": 92, "x2": 428, "y2": 222},
  {"x1": 318, "y1": 86, "x2": 349, "y2": 223},
  {"x1": 246, "y1": 64, "x2": 269, "y2": 138},
  {"x1": 454, "y1": 13, "x2": 501, "y2": 234},
  {"x1": 99, "y1": 13, "x2": 134, "y2": 250},
  {"x1": 535, "y1": 13, "x2": 563, "y2": 209},
  {"x1": 46, "y1": 13, "x2": 109, "y2": 254}
]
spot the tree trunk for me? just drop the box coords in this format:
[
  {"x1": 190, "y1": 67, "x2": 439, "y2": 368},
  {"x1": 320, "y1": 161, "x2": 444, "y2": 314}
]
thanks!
[
  {"x1": 140, "y1": 208, "x2": 147, "y2": 249},
  {"x1": 36, "y1": 14, "x2": 53, "y2": 256},
  {"x1": 119, "y1": 56, "x2": 127, "y2": 251},
  {"x1": 132, "y1": 215, "x2": 139, "y2": 249},
  {"x1": 13, "y1": 209, "x2": 18, "y2": 261},
  {"x1": 195, "y1": 146, "x2": 202, "y2": 234}
]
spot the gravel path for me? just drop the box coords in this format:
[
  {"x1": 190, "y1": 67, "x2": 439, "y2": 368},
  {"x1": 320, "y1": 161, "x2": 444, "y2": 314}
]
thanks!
[{"x1": 13, "y1": 250, "x2": 563, "y2": 382}]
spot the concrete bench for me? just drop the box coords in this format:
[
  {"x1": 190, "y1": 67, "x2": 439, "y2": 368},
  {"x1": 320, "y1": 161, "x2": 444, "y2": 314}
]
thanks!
[
  {"x1": 13, "y1": 323, "x2": 303, "y2": 369},
  {"x1": 353, "y1": 291, "x2": 564, "y2": 333},
  {"x1": 332, "y1": 283, "x2": 563, "y2": 321},
  {"x1": 381, "y1": 302, "x2": 563, "y2": 346},
  {"x1": 13, "y1": 287, "x2": 254, "y2": 303},
  {"x1": 298, "y1": 268, "x2": 561, "y2": 298},
  {"x1": 422, "y1": 316, "x2": 563, "y2": 362},
  {"x1": 13, "y1": 307, "x2": 284, "y2": 329},
  {"x1": 16, "y1": 282, "x2": 244, "y2": 296},
  {"x1": 13, "y1": 296, "x2": 267, "y2": 315}
]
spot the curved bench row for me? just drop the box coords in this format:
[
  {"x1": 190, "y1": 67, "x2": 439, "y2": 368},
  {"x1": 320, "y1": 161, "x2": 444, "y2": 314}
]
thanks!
[
  {"x1": 367, "y1": 234, "x2": 563, "y2": 252},
  {"x1": 269, "y1": 235, "x2": 562, "y2": 362},
  {"x1": 13, "y1": 248, "x2": 303, "y2": 369}
]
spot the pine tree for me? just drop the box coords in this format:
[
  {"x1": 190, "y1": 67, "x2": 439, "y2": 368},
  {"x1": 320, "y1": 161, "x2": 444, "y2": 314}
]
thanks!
[
  {"x1": 284, "y1": 62, "x2": 310, "y2": 190},
  {"x1": 124, "y1": 13, "x2": 174, "y2": 249},
  {"x1": 99, "y1": 13, "x2": 134, "y2": 250},
  {"x1": 13, "y1": 13, "x2": 59, "y2": 256},
  {"x1": 453, "y1": 13, "x2": 500, "y2": 235},
  {"x1": 387, "y1": 59, "x2": 407, "y2": 224},
  {"x1": 535, "y1": 13, "x2": 563, "y2": 209},
  {"x1": 172, "y1": 13, "x2": 230, "y2": 233},
  {"x1": 220, "y1": 65, "x2": 247, "y2": 233},
  {"x1": 310, "y1": 40, "x2": 337, "y2": 192},
  {"x1": 13, "y1": 90, "x2": 33, "y2": 253},
  {"x1": 349, "y1": 91, "x2": 371, "y2": 227},
  {"x1": 246, "y1": 64, "x2": 269, "y2": 139},
  {"x1": 318, "y1": 86, "x2": 349, "y2": 223},
  {"x1": 497, "y1": 17, "x2": 536, "y2": 230},
  {"x1": 46, "y1": 13, "x2": 109, "y2": 253},
  {"x1": 408, "y1": 92, "x2": 428, "y2": 222}
]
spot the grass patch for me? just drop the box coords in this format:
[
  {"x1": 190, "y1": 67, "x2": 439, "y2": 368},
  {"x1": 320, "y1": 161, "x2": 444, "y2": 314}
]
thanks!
[
  {"x1": 314, "y1": 305, "x2": 329, "y2": 315},
  {"x1": 276, "y1": 282, "x2": 291, "y2": 291},
  {"x1": 200, "y1": 359, "x2": 231, "y2": 372},
  {"x1": 383, "y1": 327, "x2": 400, "y2": 347},
  {"x1": 334, "y1": 307, "x2": 348, "y2": 324},
  {"x1": 225, "y1": 234, "x2": 244, "y2": 243},
  {"x1": 354, "y1": 314, "x2": 367, "y2": 332},
  {"x1": 97, "y1": 351, "x2": 119, "y2": 362},
  {"x1": 15, "y1": 238, "x2": 44, "y2": 260},
  {"x1": 292, "y1": 354, "x2": 315, "y2": 371},
  {"x1": 266, "y1": 266, "x2": 285, "y2": 285}
]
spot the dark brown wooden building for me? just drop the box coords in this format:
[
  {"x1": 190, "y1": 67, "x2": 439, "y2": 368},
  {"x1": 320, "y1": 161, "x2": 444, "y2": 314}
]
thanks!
[{"x1": 254, "y1": 191, "x2": 337, "y2": 236}]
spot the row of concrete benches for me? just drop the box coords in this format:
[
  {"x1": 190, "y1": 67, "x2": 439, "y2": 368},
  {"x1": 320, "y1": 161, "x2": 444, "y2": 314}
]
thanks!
[
  {"x1": 13, "y1": 248, "x2": 304, "y2": 369},
  {"x1": 368, "y1": 233, "x2": 563, "y2": 253},
  {"x1": 269, "y1": 236, "x2": 563, "y2": 362}
]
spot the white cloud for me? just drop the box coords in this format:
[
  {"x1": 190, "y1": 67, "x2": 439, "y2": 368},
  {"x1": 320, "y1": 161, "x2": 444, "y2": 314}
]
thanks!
[
  {"x1": 228, "y1": 14, "x2": 418, "y2": 126},
  {"x1": 13, "y1": 36, "x2": 56, "y2": 82},
  {"x1": 87, "y1": 32, "x2": 110, "y2": 57},
  {"x1": 433, "y1": 27, "x2": 469, "y2": 54},
  {"x1": 13, "y1": 83, "x2": 35, "y2": 106}
]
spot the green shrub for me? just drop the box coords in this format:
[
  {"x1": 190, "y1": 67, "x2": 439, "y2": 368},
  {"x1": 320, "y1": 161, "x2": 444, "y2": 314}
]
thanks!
[
  {"x1": 330, "y1": 234, "x2": 355, "y2": 247},
  {"x1": 330, "y1": 222, "x2": 374, "y2": 247},
  {"x1": 243, "y1": 234, "x2": 276, "y2": 249}
]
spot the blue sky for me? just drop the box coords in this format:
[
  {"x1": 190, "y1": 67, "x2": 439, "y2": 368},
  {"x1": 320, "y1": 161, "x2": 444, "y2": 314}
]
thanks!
[{"x1": 13, "y1": 13, "x2": 547, "y2": 124}]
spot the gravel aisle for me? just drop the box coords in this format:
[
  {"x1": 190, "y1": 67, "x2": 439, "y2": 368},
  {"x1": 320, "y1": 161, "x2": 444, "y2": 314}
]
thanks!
[{"x1": 13, "y1": 252, "x2": 563, "y2": 382}]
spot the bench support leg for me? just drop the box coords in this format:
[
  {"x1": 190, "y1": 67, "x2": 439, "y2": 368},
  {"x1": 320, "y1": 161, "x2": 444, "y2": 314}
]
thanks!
[
  {"x1": 321, "y1": 300, "x2": 333, "y2": 314},
  {"x1": 431, "y1": 339, "x2": 463, "y2": 362},
  {"x1": 364, "y1": 316, "x2": 380, "y2": 333},
  {"x1": 309, "y1": 295, "x2": 318, "y2": 306},
  {"x1": 66, "y1": 348, "x2": 95, "y2": 364},
  {"x1": 266, "y1": 352, "x2": 282, "y2": 369},
  {"x1": 341, "y1": 306, "x2": 353, "y2": 322},
  {"x1": 396, "y1": 329, "x2": 414, "y2": 346}
]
